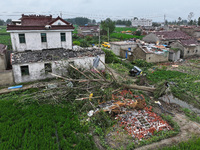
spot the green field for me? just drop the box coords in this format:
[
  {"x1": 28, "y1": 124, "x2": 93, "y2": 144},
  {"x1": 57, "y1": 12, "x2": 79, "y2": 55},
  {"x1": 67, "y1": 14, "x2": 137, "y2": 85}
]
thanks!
[
  {"x1": 0, "y1": 26, "x2": 11, "y2": 46},
  {"x1": 0, "y1": 26, "x2": 7, "y2": 33},
  {"x1": 114, "y1": 27, "x2": 137, "y2": 33},
  {"x1": 110, "y1": 32, "x2": 144, "y2": 40},
  {"x1": 160, "y1": 137, "x2": 200, "y2": 150},
  {"x1": 0, "y1": 90, "x2": 97, "y2": 150},
  {"x1": 147, "y1": 69, "x2": 200, "y2": 108}
]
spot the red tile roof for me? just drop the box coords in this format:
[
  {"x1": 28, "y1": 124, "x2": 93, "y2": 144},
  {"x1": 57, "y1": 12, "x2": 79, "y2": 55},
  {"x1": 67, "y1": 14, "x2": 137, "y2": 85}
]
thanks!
[
  {"x1": 155, "y1": 31, "x2": 191, "y2": 40},
  {"x1": 0, "y1": 44, "x2": 7, "y2": 54},
  {"x1": 180, "y1": 39, "x2": 198, "y2": 46},
  {"x1": 7, "y1": 14, "x2": 74, "y2": 30}
]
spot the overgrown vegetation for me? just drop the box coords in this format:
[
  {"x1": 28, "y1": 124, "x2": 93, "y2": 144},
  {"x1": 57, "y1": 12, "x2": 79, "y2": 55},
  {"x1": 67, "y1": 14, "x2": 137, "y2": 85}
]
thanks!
[
  {"x1": 160, "y1": 137, "x2": 200, "y2": 150},
  {"x1": 182, "y1": 108, "x2": 200, "y2": 123},
  {"x1": 147, "y1": 68, "x2": 200, "y2": 108},
  {"x1": 132, "y1": 59, "x2": 153, "y2": 68}
]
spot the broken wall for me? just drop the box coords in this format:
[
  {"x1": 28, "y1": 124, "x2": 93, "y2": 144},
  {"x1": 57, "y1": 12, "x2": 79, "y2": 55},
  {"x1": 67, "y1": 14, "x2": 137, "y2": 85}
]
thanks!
[
  {"x1": 0, "y1": 70, "x2": 14, "y2": 86},
  {"x1": 132, "y1": 46, "x2": 146, "y2": 61},
  {"x1": 146, "y1": 52, "x2": 169, "y2": 63},
  {"x1": 169, "y1": 50, "x2": 180, "y2": 61},
  {"x1": 110, "y1": 43, "x2": 137, "y2": 56},
  {"x1": 184, "y1": 46, "x2": 200, "y2": 58},
  {"x1": 12, "y1": 54, "x2": 105, "y2": 83},
  {"x1": 0, "y1": 53, "x2": 7, "y2": 70}
]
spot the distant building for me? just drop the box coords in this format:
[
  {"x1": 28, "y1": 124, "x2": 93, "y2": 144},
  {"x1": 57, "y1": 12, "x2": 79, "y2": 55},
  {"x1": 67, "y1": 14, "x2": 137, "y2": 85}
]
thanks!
[
  {"x1": 78, "y1": 25, "x2": 99, "y2": 37},
  {"x1": 143, "y1": 31, "x2": 200, "y2": 58},
  {"x1": 115, "y1": 25, "x2": 126, "y2": 28},
  {"x1": 110, "y1": 41, "x2": 169, "y2": 63},
  {"x1": 170, "y1": 39, "x2": 199, "y2": 58},
  {"x1": 132, "y1": 44, "x2": 169, "y2": 63},
  {"x1": 131, "y1": 18, "x2": 152, "y2": 27},
  {"x1": 110, "y1": 41, "x2": 137, "y2": 57}
]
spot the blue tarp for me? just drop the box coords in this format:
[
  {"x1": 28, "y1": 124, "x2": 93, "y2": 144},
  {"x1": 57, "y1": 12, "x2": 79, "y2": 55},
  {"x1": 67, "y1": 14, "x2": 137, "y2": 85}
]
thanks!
[{"x1": 8, "y1": 85, "x2": 23, "y2": 90}]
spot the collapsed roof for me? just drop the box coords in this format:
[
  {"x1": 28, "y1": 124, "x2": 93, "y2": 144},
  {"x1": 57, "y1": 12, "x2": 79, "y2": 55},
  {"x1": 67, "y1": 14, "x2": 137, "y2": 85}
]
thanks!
[{"x1": 11, "y1": 48, "x2": 105, "y2": 65}]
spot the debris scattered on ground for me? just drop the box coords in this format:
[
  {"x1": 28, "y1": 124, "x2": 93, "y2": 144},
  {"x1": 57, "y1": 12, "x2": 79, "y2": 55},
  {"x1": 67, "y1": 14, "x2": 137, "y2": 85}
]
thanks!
[
  {"x1": 91, "y1": 89, "x2": 173, "y2": 140},
  {"x1": 117, "y1": 106, "x2": 172, "y2": 140}
]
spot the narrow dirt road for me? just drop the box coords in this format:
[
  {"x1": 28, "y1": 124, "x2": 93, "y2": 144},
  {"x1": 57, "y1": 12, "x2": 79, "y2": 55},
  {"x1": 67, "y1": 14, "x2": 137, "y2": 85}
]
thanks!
[{"x1": 135, "y1": 113, "x2": 200, "y2": 150}]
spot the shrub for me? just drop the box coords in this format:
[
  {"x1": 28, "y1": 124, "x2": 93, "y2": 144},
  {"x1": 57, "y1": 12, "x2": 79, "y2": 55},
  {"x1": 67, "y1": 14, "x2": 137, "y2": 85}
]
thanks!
[
  {"x1": 80, "y1": 39, "x2": 89, "y2": 47},
  {"x1": 73, "y1": 41, "x2": 80, "y2": 46},
  {"x1": 102, "y1": 48, "x2": 121, "y2": 63},
  {"x1": 132, "y1": 59, "x2": 153, "y2": 68}
]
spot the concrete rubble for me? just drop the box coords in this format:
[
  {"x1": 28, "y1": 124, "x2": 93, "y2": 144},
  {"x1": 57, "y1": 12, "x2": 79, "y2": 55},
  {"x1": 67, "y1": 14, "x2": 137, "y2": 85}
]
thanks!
[{"x1": 93, "y1": 89, "x2": 173, "y2": 140}]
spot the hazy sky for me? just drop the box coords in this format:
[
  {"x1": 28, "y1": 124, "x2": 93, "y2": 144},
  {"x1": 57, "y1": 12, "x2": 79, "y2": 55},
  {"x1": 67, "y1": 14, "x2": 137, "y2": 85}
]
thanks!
[{"x1": 1, "y1": 0, "x2": 200, "y2": 22}]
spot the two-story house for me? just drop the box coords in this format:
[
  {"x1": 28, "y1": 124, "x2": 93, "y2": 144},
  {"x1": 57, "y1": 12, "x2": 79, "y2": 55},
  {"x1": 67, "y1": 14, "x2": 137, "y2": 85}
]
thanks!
[{"x1": 7, "y1": 15, "x2": 105, "y2": 83}]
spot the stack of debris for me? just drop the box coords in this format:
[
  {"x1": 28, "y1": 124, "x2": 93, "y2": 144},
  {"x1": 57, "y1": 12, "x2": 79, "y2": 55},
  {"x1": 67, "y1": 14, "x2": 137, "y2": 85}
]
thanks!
[
  {"x1": 92, "y1": 89, "x2": 172, "y2": 140},
  {"x1": 117, "y1": 106, "x2": 172, "y2": 140}
]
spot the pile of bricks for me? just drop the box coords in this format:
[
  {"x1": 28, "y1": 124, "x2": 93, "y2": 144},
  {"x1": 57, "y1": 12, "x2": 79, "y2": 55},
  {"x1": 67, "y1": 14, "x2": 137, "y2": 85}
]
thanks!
[
  {"x1": 117, "y1": 106, "x2": 173, "y2": 140},
  {"x1": 96, "y1": 89, "x2": 173, "y2": 140}
]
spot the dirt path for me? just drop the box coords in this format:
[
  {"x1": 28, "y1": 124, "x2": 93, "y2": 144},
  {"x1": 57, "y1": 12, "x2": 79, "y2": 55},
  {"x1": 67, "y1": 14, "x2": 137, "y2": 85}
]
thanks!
[{"x1": 135, "y1": 113, "x2": 200, "y2": 150}]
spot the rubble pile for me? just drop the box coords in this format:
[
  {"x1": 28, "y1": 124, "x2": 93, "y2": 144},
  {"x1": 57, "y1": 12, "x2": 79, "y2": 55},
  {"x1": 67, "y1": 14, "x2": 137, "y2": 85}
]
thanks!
[
  {"x1": 94, "y1": 90, "x2": 173, "y2": 140},
  {"x1": 117, "y1": 106, "x2": 173, "y2": 140}
]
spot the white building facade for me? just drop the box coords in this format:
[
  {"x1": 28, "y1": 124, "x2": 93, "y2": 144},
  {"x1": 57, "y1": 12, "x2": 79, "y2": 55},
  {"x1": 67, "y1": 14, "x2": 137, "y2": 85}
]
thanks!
[
  {"x1": 7, "y1": 15, "x2": 74, "y2": 51},
  {"x1": 131, "y1": 19, "x2": 152, "y2": 27},
  {"x1": 11, "y1": 49, "x2": 105, "y2": 83},
  {"x1": 7, "y1": 15, "x2": 105, "y2": 83}
]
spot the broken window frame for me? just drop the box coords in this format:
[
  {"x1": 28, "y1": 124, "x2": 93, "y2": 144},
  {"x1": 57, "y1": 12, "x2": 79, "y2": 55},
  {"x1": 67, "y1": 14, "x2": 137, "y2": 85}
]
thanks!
[
  {"x1": 41, "y1": 33, "x2": 47, "y2": 42},
  {"x1": 19, "y1": 34, "x2": 26, "y2": 43},
  {"x1": 60, "y1": 33, "x2": 66, "y2": 42},
  {"x1": 44, "y1": 63, "x2": 52, "y2": 74},
  {"x1": 20, "y1": 65, "x2": 29, "y2": 76}
]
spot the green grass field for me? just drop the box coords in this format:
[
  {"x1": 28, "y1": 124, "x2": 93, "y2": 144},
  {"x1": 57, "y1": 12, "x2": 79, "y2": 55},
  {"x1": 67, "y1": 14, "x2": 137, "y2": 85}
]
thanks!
[
  {"x1": 110, "y1": 32, "x2": 144, "y2": 40},
  {"x1": 0, "y1": 26, "x2": 11, "y2": 46},
  {"x1": 0, "y1": 26, "x2": 7, "y2": 33},
  {"x1": 160, "y1": 137, "x2": 200, "y2": 150},
  {"x1": 0, "y1": 90, "x2": 97, "y2": 150},
  {"x1": 114, "y1": 27, "x2": 137, "y2": 33}
]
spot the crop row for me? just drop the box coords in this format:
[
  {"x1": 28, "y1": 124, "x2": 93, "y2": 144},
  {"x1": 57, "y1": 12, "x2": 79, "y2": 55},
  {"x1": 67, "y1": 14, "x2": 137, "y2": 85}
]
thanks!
[{"x1": 0, "y1": 98, "x2": 96, "y2": 150}]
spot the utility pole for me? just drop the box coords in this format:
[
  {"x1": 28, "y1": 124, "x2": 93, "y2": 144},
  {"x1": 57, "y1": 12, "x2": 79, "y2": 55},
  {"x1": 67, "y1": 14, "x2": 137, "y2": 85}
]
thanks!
[
  {"x1": 98, "y1": 26, "x2": 100, "y2": 48},
  {"x1": 164, "y1": 14, "x2": 166, "y2": 25},
  {"x1": 107, "y1": 27, "x2": 109, "y2": 42}
]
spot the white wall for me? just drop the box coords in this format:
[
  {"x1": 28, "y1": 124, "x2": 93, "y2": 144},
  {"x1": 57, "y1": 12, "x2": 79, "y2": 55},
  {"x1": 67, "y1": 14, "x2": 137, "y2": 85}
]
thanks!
[
  {"x1": 12, "y1": 54, "x2": 105, "y2": 83},
  {"x1": 131, "y1": 19, "x2": 152, "y2": 27},
  {"x1": 10, "y1": 30, "x2": 73, "y2": 52},
  {"x1": 111, "y1": 44, "x2": 137, "y2": 56},
  {"x1": 0, "y1": 54, "x2": 7, "y2": 70}
]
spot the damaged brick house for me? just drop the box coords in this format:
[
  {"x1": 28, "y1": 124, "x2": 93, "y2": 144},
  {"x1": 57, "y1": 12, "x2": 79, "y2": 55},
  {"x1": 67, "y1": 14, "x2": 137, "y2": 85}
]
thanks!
[
  {"x1": 143, "y1": 31, "x2": 200, "y2": 58},
  {"x1": 170, "y1": 39, "x2": 199, "y2": 58},
  {"x1": 110, "y1": 41, "x2": 169, "y2": 63},
  {"x1": 7, "y1": 15, "x2": 105, "y2": 83}
]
